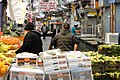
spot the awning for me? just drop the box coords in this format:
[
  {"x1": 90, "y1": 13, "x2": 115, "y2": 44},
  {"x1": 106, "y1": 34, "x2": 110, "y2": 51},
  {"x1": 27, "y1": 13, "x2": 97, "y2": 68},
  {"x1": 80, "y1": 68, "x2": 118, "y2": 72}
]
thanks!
[{"x1": 7, "y1": 0, "x2": 27, "y2": 22}]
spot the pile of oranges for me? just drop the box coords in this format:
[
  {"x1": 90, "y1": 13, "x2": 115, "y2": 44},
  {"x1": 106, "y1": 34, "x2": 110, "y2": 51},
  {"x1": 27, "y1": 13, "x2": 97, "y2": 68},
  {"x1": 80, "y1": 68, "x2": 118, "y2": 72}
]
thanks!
[
  {"x1": 0, "y1": 36, "x2": 20, "y2": 45},
  {"x1": 0, "y1": 62, "x2": 8, "y2": 77}
]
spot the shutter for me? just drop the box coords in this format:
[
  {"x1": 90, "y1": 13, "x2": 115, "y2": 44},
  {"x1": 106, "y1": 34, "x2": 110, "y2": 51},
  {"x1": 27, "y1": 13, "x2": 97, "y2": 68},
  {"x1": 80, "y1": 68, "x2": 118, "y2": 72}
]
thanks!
[
  {"x1": 104, "y1": 7, "x2": 110, "y2": 33},
  {"x1": 115, "y1": 4, "x2": 120, "y2": 32}
]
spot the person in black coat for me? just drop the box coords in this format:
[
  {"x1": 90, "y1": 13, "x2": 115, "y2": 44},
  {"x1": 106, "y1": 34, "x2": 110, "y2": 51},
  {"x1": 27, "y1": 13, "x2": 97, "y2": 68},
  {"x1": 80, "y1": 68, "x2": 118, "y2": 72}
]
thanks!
[{"x1": 16, "y1": 22, "x2": 43, "y2": 55}]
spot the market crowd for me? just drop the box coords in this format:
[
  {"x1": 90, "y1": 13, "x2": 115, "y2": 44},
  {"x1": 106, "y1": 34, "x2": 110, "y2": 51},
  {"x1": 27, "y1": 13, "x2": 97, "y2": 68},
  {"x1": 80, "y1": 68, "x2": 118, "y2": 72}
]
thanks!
[{"x1": 15, "y1": 22, "x2": 79, "y2": 55}]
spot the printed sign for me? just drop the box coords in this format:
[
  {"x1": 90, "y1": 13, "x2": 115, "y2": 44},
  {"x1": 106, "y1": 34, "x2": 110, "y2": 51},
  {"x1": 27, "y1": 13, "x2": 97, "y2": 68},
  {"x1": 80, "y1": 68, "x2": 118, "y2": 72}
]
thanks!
[
  {"x1": 39, "y1": 1, "x2": 57, "y2": 12},
  {"x1": 10, "y1": 71, "x2": 44, "y2": 80},
  {"x1": 49, "y1": 72, "x2": 71, "y2": 80}
]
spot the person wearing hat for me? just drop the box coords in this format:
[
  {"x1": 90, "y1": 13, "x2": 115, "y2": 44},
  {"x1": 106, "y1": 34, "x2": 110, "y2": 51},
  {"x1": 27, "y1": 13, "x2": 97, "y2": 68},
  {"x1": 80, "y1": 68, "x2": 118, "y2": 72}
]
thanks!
[
  {"x1": 16, "y1": 22, "x2": 43, "y2": 55},
  {"x1": 71, "y1": 24, "x2": 78, "y2": 35},
  {"x1": 48, "y1": 23, "x2": 79, "y2": 51}
]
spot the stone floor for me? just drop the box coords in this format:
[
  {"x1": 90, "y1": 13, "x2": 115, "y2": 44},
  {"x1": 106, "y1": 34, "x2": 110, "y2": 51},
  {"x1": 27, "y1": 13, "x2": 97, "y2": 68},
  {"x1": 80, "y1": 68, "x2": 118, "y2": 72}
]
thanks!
[{"x1": 41, "y1": 36, "x2": 52, "y2": 51}]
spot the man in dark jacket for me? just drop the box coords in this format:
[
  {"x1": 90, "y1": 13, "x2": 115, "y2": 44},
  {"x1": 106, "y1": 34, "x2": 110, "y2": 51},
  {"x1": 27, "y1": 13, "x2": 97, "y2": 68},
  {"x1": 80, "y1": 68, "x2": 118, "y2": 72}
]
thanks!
[
  {"x1": 16, "y1": 22, "x2": 43, "y2": 55},
  {"x1": 48, "y1": 23, "x2": 79, "y2": 51}
]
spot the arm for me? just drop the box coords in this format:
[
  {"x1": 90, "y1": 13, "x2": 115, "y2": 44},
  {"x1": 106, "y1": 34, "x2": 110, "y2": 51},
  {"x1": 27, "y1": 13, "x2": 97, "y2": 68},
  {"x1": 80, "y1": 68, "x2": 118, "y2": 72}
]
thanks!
[
  {"x1": 72, "y1": 35, "x2": 79, "y2": 51},
  {"x1": 48, "y1": 36, "x2": 57, "y2": 50},
  {"x1": 48, "y1": 43, "x2": 53, "y2": 50},
  {"x1": 15, "y1": 33, "x2": 33, "y2": 54},
  {"x1": 74, "y1": 43, "x2": 78, "y2": 51}
]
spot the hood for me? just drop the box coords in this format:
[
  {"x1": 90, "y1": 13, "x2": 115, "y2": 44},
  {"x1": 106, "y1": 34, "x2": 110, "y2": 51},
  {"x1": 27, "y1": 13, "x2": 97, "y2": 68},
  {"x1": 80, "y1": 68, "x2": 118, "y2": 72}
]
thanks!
[
  {"x1": 32, "y1": 30, "x2": 41, "y2": 38},
  {"x1": 60, "y1": 30, "x2": 70, "y2": 35}
]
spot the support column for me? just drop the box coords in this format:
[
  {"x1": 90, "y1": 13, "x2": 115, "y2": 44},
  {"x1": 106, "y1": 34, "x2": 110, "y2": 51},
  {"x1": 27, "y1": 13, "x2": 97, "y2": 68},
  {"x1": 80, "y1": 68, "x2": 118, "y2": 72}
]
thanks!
[
  {"x1": 110, "y1": 3, "x2": 115, "y2": 33},
  {"x1": 0, "y1": 2, "x2": 3, "y2": 31}
]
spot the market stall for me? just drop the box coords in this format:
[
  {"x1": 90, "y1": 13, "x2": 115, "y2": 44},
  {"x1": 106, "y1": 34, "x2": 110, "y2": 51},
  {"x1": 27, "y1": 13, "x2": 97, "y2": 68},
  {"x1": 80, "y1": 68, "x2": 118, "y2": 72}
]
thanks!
[
  {"x1": 0, "y1": 35, "x2": 22, "y2": 80},
  {"x1": 0, "y1": 34, "x2": 120, "y2": 80},
  {"x1": 1, "y1": 49, "x2": 93, "y2": 80}
]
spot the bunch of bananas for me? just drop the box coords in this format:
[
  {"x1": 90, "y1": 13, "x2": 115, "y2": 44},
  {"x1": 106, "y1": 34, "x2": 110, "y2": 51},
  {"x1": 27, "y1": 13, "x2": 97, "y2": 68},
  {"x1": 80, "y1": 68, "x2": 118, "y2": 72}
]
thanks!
[{"x1": 0, "y1": 43, "x2": 12, "y2": 53}]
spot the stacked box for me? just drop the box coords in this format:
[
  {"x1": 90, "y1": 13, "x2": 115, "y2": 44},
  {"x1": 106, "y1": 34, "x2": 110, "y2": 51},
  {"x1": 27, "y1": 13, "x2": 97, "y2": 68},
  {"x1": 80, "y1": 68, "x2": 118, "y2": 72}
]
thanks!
[
  {"x1": 64, "y1": 51, "x2": 93, "y2": 80},
  {"x1": 42, "y1": 54, "x2": 68, "y2": 73},
  {"x1": 64, "y1": 51, "x2": 79, "y2": 68},
  {"x1": 48, "y1": 71, "x2": 71, "y2": 80},
  {"x1": 16, "y1": 52, "x2": 38, "y2": 68},
  {"x1": 71, "y1": 68, "x2": 93, "y2": 80},
  {"x1": 40, "y1": 50, "x2": 69, "y2": 74},
  {"x1": 65, "y1": 51, "x2": 92, "y2": 69},
  {"x1": 40, "y1": 50, "x2": 71, "y2": 80},
  {"x1": 9, "y1": 66, "x2": 45, "y2": 80}
]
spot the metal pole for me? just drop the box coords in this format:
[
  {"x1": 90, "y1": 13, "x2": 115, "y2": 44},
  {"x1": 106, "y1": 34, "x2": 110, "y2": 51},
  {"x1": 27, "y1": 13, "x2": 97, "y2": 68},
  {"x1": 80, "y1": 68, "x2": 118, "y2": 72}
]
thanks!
[
  {"x1": 110, "y1": 3, "x2": 115, "y2": 33},
  {"x1": 0, "y1": 2, "x2": 3, "y2": 31}
]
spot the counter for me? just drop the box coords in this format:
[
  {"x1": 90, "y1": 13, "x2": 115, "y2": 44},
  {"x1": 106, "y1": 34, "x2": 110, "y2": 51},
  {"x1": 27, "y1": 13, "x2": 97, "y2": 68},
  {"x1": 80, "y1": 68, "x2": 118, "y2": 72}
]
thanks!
[{"x1": 77, "y1": 36, "x2": 104, "y2": 51}]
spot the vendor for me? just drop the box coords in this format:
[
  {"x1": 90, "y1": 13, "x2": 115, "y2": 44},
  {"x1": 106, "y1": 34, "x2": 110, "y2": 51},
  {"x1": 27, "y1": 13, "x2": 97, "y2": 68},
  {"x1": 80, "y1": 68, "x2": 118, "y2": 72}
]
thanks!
[{"x1": 15, "y1": 22, "x2": 43, "y2": 55}]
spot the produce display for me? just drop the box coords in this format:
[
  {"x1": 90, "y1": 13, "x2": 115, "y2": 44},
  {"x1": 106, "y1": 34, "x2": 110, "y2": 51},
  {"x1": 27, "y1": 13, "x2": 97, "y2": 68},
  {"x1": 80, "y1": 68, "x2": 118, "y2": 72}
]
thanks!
[
  {"x1": 0, "y1": 43, "x2": 12, "y2": 53},
  {"x1": 0, "y1": 35, "x2": 120, "y2": 80},
  {"x1": 0, "y1": 36, "x2": 20, "y2": 78},
  {"x1": 0, "y1": 53, "x2": 12, "y2": 77},
  {"x1": 94, "y1": 72, "x2": 120, "y2": 80},
  {"x1": 83, "y1": 51, "x2": 120, "y2": 80},
  {"x1": 0, "y1": 36, "x2": 20, "y2": 45},
  {"x1": 98, "y1": 44, "x2": 120, "y2": 56}
]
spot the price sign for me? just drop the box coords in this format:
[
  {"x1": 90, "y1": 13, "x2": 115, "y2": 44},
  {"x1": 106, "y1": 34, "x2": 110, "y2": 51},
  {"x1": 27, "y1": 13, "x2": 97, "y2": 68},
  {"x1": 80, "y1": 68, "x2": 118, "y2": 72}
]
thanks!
[{"x1": 39, "y1": 1, "x2": 57, "y2": 12}]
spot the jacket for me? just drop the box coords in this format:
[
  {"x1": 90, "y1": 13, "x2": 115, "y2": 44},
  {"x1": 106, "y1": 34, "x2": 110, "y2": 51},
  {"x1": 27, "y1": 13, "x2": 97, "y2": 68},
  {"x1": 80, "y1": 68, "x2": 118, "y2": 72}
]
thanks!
[
  {"x1": 16, "y1": 30, "x2": 43, "y2": 55},
  {"x1": 49, "y1": 30, "x2": 79, "y2": 51},
  {"x1": 41, "y1": 26, "x2": 49, "y2": 33}
]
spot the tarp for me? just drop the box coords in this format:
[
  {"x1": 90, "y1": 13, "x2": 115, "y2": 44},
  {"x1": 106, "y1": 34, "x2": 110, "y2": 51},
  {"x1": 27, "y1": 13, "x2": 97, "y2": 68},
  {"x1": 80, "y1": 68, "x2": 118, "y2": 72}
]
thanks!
[{"x1": 7, "y1": 0, "x2": 27, "y2": 23}]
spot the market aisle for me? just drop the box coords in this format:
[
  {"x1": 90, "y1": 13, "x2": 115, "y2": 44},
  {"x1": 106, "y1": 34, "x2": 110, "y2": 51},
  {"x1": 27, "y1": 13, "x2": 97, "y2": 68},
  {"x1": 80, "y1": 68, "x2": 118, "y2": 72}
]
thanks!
[{"x1": 42, "y1": 36, "x2": 52, "y2": 51}]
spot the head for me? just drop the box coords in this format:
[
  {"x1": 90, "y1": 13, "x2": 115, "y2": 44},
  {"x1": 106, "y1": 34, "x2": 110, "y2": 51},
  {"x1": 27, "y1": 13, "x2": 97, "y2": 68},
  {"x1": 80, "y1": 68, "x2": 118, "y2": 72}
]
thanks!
[
  {"x1": 62, "y1": 23, "x2": 70, "y2": 30},
  {"x1": 74, "y1": 24, "x2": 78, "y2": 28},
  {"x1": 24, "y1": 22, "x2": 35, "y2": 35},
  {"x1": 43, "y1": 24, "x2": 46, "y2": 26}
]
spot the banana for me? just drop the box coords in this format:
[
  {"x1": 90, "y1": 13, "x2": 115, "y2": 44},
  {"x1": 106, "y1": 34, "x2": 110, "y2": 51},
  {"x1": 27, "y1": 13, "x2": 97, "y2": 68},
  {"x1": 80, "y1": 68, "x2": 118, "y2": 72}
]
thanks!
[{"x1": 0, "y1": 44, "x2": 11, "y2": 52}]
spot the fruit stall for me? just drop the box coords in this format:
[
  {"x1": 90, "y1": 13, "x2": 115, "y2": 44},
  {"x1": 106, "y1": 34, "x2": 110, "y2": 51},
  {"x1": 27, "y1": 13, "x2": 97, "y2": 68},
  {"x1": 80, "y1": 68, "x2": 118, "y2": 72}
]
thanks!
[
  {"x1": 84, "y1": 44, "x2": 120, "y2": 80},
  {"x1": 0, "y1": 36, "x2": 22, "y2": 80},
  {"x1": 9, "y1": 50, "x2": 93, "y2": 80},
  {"x1": 0, "y1": 34, "x2": 120, "y2": 80}
]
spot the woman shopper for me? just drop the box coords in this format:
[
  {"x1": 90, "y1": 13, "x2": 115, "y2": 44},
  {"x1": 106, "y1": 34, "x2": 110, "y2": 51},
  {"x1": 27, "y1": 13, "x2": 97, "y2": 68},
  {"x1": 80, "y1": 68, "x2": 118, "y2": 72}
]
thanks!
[
  {"x1": 16, "y1": 22, "x2": 43, "y2": 55},
  {"x1": 41, "y1": 24, "x2": 49, "y2": 39}
]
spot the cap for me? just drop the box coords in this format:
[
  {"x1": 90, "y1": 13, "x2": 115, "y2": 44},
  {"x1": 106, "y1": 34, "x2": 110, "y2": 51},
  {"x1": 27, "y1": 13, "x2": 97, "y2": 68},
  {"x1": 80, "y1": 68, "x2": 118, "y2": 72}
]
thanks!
[{"x1": 24, "y1": 22, "x2": 35, "y2": 30}]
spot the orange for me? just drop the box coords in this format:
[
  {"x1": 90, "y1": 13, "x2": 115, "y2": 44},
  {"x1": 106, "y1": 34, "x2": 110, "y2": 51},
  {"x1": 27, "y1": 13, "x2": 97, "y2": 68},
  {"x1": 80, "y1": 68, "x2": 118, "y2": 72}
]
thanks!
[
  {"x1": 0, "y1": 73, "x2": 4, "y2": 77},
  {"x1": 0, "y1": 67, "x2": 7, "y2": 74}
]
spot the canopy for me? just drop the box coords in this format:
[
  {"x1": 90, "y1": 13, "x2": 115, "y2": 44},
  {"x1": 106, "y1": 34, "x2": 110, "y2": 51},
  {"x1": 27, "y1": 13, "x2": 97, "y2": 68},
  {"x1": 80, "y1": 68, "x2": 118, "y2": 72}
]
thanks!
[{"x1": 7, "y1": 0, "x2": 27, "y2": 23}]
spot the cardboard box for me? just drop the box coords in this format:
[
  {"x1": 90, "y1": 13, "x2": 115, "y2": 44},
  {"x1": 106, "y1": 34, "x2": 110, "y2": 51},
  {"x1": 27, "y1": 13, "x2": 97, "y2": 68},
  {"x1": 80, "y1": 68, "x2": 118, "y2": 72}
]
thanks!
[
  {"x1": 16, "y1": 53, "x2": 38, "y2": 67},
  {"x1": 10, "y1": 66, "x2": 45, "y2": 80}
]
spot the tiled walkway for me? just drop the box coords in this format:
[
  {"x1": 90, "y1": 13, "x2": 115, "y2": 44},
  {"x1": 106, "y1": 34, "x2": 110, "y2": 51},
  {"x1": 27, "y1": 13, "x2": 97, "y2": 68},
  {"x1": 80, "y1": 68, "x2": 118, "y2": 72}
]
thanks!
[{"x1": 42, "y1": 36, "x2": 52, "y2": 51}]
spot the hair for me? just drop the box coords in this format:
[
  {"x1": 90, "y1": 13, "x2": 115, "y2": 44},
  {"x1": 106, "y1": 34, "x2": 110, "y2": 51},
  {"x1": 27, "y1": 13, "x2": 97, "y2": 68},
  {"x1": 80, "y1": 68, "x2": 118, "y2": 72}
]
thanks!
[
  {"x1": 63, "y1": 23, "x2": 70, "y2": 30},
  {"x1": 24, "y1": 22, "x2": 35, "y2": 30}
]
